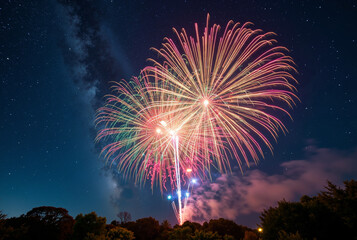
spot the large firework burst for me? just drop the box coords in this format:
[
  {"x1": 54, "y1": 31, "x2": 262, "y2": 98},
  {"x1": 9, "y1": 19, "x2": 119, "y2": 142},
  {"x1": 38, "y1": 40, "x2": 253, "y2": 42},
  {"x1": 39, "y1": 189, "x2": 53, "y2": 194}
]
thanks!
[
  {"x1": 145, "y1": 14, "x2": 298, "y2": 174},
  {"x1": 96, "y1": 15, "x2": 298, "y2": 220},
  {"x1": 95, "y1": 71, "x2": 206, "y2": 193},
  {"x1": 96, "y1": 14, "x2": 298, "y2": 224}
]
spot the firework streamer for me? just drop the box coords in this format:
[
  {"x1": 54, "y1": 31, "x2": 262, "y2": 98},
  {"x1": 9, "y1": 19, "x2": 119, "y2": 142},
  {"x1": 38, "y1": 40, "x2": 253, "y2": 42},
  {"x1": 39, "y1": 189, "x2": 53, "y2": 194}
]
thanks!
[
  {"x1": 96, "y1": 14, "x2": 298, "y2": 224},
  {"x1": 145, "y1": 14, "x2": 298, "y2": 223}
]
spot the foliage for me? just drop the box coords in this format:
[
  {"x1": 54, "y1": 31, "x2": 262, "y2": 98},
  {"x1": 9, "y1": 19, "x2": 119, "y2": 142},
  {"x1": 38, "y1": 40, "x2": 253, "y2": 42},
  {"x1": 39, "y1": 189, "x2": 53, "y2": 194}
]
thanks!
[
  {"x1": 0, "y1": 183, "x2": 355, "y2": 240},
  {"x1": 73, "y1": 212, "x2": 106, "y2": 240},
  {"x1": 0, "y1": 211, "x2": 12, "y2": 240},
  {"x1": 181, "y1": 221, "x2": 201, "y2": 232},
  {"x1": 106, "y1": 226, "x2": 135, "y2": 240},
  {"x1": 260, "y1": 180, "x2": 357, "y2": 240},
  {"x1": 24, "y1": 206, "x2": 74, "y2": 240},
  {"x1": 158, "y1": 220, "x2": 172, "y2": 240},
  {"x1": 223, "y1": 235, "x2": 234, "y2": 240},
  {"x1": 168, "y1": 226, "x2": 192, "y2": 240},
  {"x1": 0, "y1": 207, "x2": 255, "y2": 240},
  {"x1": 277, "y1": 230, "x2": 305, "y2": 240},
  {"x1": 0, "y1": 211, "x2": 6, "y2": 220},
  {"x1": 243, "y1": 231, "x2": 258, "y2": 240},
  {"x1": 318, "y1": 180, "x2": 357, "y2": 231},
  {"x1": 84, "y1": 232, "x2": 106, "y2": 240},
  {"x1": 124, "y1": 217, "x2": 160, "y2": 240},
  {"x1": 191, "y1": 230, "x2": 221, "y2": 240},
  {"x1": 203, "y1": 218, "x2": 247, "y2": 240},
  {"x1": 111, "y1": 220, "x2": 120, "y2": 226},
  {"x1": 161, "y1": 220, "x2": 172, "y2": 231},
  {"x1": 0, "y1": 216, "x2": 28, "y2": 240},
  {"x1": 168, "y1": 224, "x2": 238, "y2": 240},
  {"x1": 0, "y1": 207, "x2": 73, "y2": 240}
]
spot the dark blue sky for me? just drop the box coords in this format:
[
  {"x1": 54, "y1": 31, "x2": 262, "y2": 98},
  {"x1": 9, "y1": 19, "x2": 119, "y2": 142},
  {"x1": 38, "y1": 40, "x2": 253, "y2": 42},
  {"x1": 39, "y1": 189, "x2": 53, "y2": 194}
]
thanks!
[{"x1": 1, "y1": 0, "x2": 356, "y2": 228}]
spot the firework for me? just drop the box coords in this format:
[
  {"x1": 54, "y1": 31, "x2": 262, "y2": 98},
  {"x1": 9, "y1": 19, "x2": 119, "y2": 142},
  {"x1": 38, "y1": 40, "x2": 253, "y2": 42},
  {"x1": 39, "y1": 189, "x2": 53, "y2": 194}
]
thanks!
[
  {"x1": 95, "y1": 71, "x2": 205, "y2": 194},
  {"x1": 145, "y1": 14, "x2": 298, "y2": 173},
  {"x1": 96, "y1": 14, "x2": 297, "y2": 224}
]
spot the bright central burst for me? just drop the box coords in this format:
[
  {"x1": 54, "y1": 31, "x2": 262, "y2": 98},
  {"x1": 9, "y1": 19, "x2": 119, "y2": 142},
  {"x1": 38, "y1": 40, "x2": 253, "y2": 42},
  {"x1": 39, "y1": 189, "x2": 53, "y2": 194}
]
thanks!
[
  {"x1": 95, "y1": 14, "x2": 298, "y2": 225},
  {"x1": 203, "y1": 99, "x2": 209, "y2": 106}
]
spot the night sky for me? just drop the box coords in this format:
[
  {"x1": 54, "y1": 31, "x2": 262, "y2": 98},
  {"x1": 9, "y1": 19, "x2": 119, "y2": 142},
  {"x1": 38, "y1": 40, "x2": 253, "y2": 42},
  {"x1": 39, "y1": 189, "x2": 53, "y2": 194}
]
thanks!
[{"x1": 1, "y1": 0, "x2": 357, "y2": 228}]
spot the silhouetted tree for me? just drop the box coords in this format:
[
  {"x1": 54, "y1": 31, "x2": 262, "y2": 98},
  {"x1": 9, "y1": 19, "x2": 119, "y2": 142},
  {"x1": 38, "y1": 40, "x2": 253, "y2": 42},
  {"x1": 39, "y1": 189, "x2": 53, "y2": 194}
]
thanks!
[
  {"x1": 158, "y1": 220, "x2": 172, "y2": 240},
  {"x1": 1, "y1": 208, "x2": 269, "y2": 240},
  {"x1": 0, "y1": 211, "x2": 6, "y2": 220},
  {"x1": 0, "y1": 216, "x2": 29, "y2": 240},
  {"x1": 127, "y1": 217, "x2": 160, "y2": 240},
  {"x1": 168, "y1": 226, "x2": 192, "y2": 240},
  {"x1": 318, "y1": 180, "x2": 357, "y2": 231},
  {"x1": 73, "y1": 212, "x2": 106, "y2": 240},
  {"x1": 277, "y1": 230, "x2": 305, "y2": 240},
  {"x1": 83, "y1": 233, "x2": 106, "y2": 240},
  {"x1": 260, "y1": 201, "x2": 308, "y2": 240},
  {"x1": 106, "y1": 226, "x2": 135, "y2": 240},
  {"x1": 121, "y1": 221, "x2": 136, "y2": 232},
  {"x1": 182, "y1": 220, "x2": 201, "y2": 232},
  {"x1": 0, "y1": 211, "x2": 11, "y2": 240},
  {"x1": 24, "y1": 206, "x2": 74, "y2": 240},
  {"x1": 117, "y1": 211, "x2": 132, "y2": 224},
  {"x1": 223, "y1": 235, "x2": 234, "y2": 240},
  {"x1": 191, "y1": 230, "x2": 221, "y2": 240},
  {"x1": 260, "y1": 180, "x2": 356, "y2": 240},
  {"x1": 110, "y1": 220, "x2": 120, "y2": 226},
  {"x1": 160, "y1": 220, "x2": 172, "y2": 231},
  {"x1": 203, "y1": 218, "x2": 247, "y2": 240},
  {"x1": 243, "y1": 231, "x2": 258, "y2": 240},
  {"x1": 0, "y1": 207, "x2": 74, "y2": 240}
]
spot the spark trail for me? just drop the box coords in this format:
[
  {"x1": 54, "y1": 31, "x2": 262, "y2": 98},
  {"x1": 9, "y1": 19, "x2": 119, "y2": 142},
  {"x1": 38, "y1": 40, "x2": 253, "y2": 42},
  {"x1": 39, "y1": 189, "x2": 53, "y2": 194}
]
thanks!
[{"x1": 96, "y1": 14, "x2": 298, "y2": 224}]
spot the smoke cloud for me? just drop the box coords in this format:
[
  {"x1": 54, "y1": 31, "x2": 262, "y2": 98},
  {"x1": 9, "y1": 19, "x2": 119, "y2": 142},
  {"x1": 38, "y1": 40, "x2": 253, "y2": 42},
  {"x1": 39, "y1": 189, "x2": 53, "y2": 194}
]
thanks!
[{"x1": 184, "y1": 146, "x2": 357, "y2": 225}]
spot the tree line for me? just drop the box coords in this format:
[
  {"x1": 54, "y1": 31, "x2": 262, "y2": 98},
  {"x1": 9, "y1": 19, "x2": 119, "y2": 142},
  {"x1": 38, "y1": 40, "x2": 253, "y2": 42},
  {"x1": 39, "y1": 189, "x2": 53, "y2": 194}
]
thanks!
[
  {"x1": 0, "y1": 209, "x2": 256, "y2": 240},
  {"x1": 0, "y1": 180, "x2": 356, "y2": 240}
]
